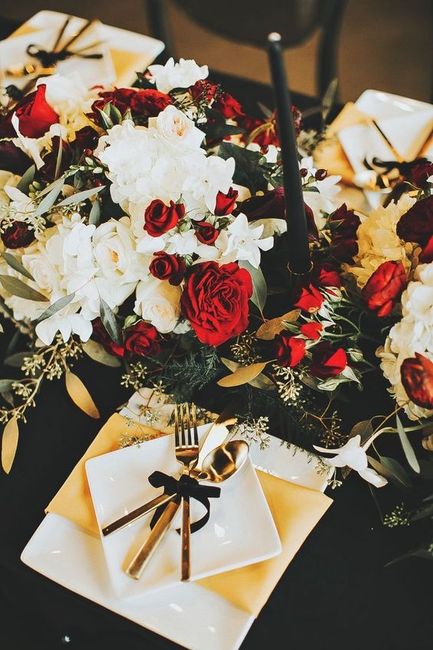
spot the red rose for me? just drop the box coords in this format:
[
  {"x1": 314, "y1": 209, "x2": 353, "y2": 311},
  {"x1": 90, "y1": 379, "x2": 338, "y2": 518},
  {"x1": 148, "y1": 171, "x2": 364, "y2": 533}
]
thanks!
[
  {"x1": 311, "y1": 343, "x2": 347, "y2": 378},
  {"x1": 214, "y1": 91, "x2": 244, "y2": 119},
  {"x1": 397, "y1": 195, "x2": 433, "y2": 247},
  {"x1": 420, "y1": 235, "x2": 433, "y2": 263},
  {"x1": 411, "y1": 161, "x2": 433, "y2": 188},
  {"x1": 92, "y1": 318, "x2": 125, "y2": 358},
  {"x1": 144, "y1": 200, "x2": 185, "y2": 237},
  {"x1": 300, "y1": 321, "x2": 323, "y2": 340},
  {"x1": 314, "y1": 262, "x2": 341, "y2": 288},
  {"x1": 149, "y1": 251, "x2": 186, "y2": 285},
  {"x1": 1, "y1": 222, "x2": 35, "y2": 249},
  {"x1": 276, "y1": 333, "x2": 306, "y2": 368},
  {"x1": 74, "y1": 125, "x2": 100, "y2": 151},
  {"x1": 195, "y1": 221, "x2": 219, "y2": 245},
  {"x1": 294, "y1": 284, "x2": 324, "y2": 313},
  {"x1": 15, "y1": 84, "x2": 59, "y2": 138},
  {"x1": 130, "y1": 89, "x2": 172, "y2": 117},
  {"x1": 190, "y1": 80, "x2": 219, "y2": 103},
  {"x1": 125, "y1": 321, "x2": 160, "y2": 357},
  {"x1": 362, "y1": 261, "x2": 407, "y2": 317},
  {"x1": 0, "y1": 140, "x2": 31, "y2": 174},
  {"x1": 214, "y1": 187, "x2": 238, "y2": 216},
  {"x1": 181, "y1": 261, "x2": 252, "y2": 346},
  {"x1": 401, "y1": 352, "x2": 433, "y2": 409},
  {"x1": 329, "y1": 203, "x2": 360, "y2": 263}
]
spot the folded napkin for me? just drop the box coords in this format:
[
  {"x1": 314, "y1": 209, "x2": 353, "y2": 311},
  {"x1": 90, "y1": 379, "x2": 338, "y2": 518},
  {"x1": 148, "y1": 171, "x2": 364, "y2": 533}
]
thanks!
[
  {"x1": 315, "y1": 102, "x2": 433, "y2": 186},
  {"x1": 46, "y1": 413, "x2": 332, "y2": 617},
  {"x1": 9, "y1": 13, "x2": 160, "y2": 87}
]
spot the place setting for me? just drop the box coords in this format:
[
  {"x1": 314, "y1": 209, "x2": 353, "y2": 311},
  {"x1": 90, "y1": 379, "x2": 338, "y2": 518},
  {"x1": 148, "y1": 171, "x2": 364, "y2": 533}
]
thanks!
[{"x1": 1, "y1": 5, "x2": 432, "y2": 650}]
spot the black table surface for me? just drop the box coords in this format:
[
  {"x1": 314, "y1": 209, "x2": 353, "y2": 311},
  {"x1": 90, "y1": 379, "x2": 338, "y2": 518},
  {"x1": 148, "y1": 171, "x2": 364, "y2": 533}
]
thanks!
[{"x1": 0, "y1": 15, "x2": 432, "y2": 650}]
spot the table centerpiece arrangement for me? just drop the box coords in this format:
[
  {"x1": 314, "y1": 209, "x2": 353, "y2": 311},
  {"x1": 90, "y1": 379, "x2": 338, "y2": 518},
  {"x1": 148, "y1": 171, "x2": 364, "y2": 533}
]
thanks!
[{"x1": 0, "y1": 21, "x2": 432, "y2": 563}]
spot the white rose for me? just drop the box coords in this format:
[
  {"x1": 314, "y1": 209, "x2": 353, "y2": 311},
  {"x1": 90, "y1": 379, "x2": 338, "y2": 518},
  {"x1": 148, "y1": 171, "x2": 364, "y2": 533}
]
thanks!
[
  {"x1": 93, "y1": 217, "x2": 143, "y2": 284},
  {"x1": 134, "y1": 276, "x2": 181, "y2": 333},
  {"x1": 148, "y1": 57, "x2": 208, "y2": 93},
  {"x1": 149, "y1": 105, "x2": 204, "y2": 151}
]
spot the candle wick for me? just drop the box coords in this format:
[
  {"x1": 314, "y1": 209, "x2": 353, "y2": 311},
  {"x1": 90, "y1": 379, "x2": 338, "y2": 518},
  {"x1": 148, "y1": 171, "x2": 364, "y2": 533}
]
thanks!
[{"x1": 268, "y1": 32, "x2": 282, "y2": 43}]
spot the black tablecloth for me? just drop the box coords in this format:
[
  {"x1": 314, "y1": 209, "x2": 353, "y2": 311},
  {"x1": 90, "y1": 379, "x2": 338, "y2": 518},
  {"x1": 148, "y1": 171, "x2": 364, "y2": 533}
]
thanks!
[{"x1": 0, "y1": 16, "x2": 432, "y2": 650}]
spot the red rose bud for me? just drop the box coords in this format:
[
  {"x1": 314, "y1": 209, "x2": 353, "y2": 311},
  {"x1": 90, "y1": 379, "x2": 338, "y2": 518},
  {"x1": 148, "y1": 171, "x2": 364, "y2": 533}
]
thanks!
[
  {"x1": 329, "y1": 203, "x2": 361, "y2": 263},
  {"x1": 362, "y1": 261, "x2": 407, "y2": 317},
  {"x1": 0, "y1": 140, "x2": 32, "y2": 175},
  {"x1": 420, "y1": 235, "x2": 433, "y2": 263},
  {"x1": 195, "y1": 221, "x2": 219, "y2": 245},
  {"x1": 144, "y1": 199, "x2": 185, "y2": 237},
  {"x1": 190, "y1": 80, "x2": 219, "y2": 102},
  {"x1": 1, "y1": 222, "x2": 35, "y2": 249},
  {"x1": 181, "y1": 261, "x2": 252, "y2": 346},
  {"x1": 311, "y1": 343, "x2": 347, "y2": 378},
  {"x1": 124, "y1": 321, "x2": 160, "y2": 357},
  {"x1": 300, "y1": 321, "x2": 323, "y2": 340},
  {"x1": 92, "y1": 318, "x2": 125, "y2": 358},
  {"x1": 276, "y1": 333, "x2": 306, "y2": 368},
  {"x1": 401, "y1": 352, "x2": 433, "y2": 409},
  {"x1": 15, "y1": 84, "x2": 59, "y2": 138},
  {"x1": 213, "y1": 91, "x2": 244, "y2": 119},
  {"x1": 397, "y1": 195, "x2": 433, "y2": 246},
  {"x1": 410, "y1": 160, "x2": 433, "y2": 188},
  {"x1": 214, "y1": 187, "x2": 238, "y2": 216},
  {"x1": 294, "y1": 284, "x2": 324, "y2": 313},
  {"x1": 149, "y1": 251, "x2": 186, "y2": 285},
  {"x1": 314, "y1": 262, "x2": 341, "y2": 288}
]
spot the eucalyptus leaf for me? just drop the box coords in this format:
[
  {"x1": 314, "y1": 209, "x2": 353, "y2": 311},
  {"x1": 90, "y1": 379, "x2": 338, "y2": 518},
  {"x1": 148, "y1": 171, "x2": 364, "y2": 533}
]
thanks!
[
  {"x1": 1, "y1": 416, "x2": 19, "y2": 473},
  {"x1": 54, "y1": 136, "x2": 64, "y2": 180},
  {"x1": 89, "y1": 200, "x2": 101, "y2": 226},
  {"x1": 370, "y1": 454, "x2": 412, "y2": 488},
  {"x1": 0, "y1": 275, "x2": 48, "y2": 302},
  {"x1": 396, "y1": 414, "x2": 420, "y2": 474},
  {"x1": 2, "y1": 252, "x2": 35, "y2": 281},
  {"x1": 82, "y1": 339, "x2": 122, "y2": 367},
  {"x1": 321, "y1": 78, "x2": 338, "y2": 123},
  {"x1": 0, "y1": 379, "x2": 16, "y2": 393},
  {"x1": 99, "y1": 298, "x2": 121, "y2": 344},
  {"x1": 97, "y1": 107, "x2": 113, "y2": 130},
  {"x1": 57, "y1": 185, "x2": 105, "y2": 207},
  {"x1": 350, "y1": 419, "x2": 373, "y2": 444},
  {"x1": 239, "y1": 260, "x2": 267, "y2": 312},
  {"x1": 4, "y1": 351, "x2": 31, "y2": 368},
  {"x1": 35, "y1": 293, "x2": 75, "y2": 324},
  {"x1": 16, "y1": 164, "x2": 36, "y2": 193},
  {"x1": 33, "y1": 176, "x2": 64, "y2": 217}
]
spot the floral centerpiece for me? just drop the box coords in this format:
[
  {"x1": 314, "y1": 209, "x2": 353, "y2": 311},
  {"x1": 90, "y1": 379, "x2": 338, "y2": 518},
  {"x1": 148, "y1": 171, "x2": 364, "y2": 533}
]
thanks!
[{"x1": 0, "y1": 58, "x2": 432, "y2": 554}]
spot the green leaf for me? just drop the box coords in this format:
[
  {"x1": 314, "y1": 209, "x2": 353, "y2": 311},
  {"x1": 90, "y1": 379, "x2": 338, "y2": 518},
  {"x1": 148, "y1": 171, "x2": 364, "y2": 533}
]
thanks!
[
  {"x1": 35, "y1": 293, "x2": 75, "y2": 323},
  {"x1": 54, "y1": 136, "x2": 64, "y2": 181},
  {"x1": 350, "y1": 419, "x2": 374, "y2": 444},
  {"x1": 99, "y1": 298, "x2": 121, "y2": 344},
  {"x1": 4, "y1": 351, "x2": 31, "y2": 367},
  {"x1": 0, "y1": 275, "x2": 48, "y2": 302},
  {"x1": 369, "y1": 454, "x2": 412, "y2": 488},
  {"x1": 321, "y1": 78, "x2": 338, "y2": 123},
  {"x1": 0, "y1": 379, "x2": 16, "y2": 393},
  {"x1": 2, "y1": 252, "x2": 34, "y2": 281},
  {"x1": 218, "y1": 142, "x2": 268, "y2": 193},
  {"x1": 396, "y1": 415, "x2": 420, "y2": 474},
  {"x1": 89, "y1": 200, "x2": 101, "y2": 226},
  {"x1": 16, "y1": 165, "x2": 36, "y2": 193},
  {"x1": 239, "y1": 260, "x2": 267, "y2": 312},
  {"x1": 82, "y1": 339, "x2": 122, "y2": 367},
  {"x1": 33, "y1": 177, "x2": 64, "y2": 217},
  {"x1": 56, "y1": 185, "x2": 105, "y2": 207},
  {"x1": 97, "y1": 107, "x2": 113, "y2": 130}
]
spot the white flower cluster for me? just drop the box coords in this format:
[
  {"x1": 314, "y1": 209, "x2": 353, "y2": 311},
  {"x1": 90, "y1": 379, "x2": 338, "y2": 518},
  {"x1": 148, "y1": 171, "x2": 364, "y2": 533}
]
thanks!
[{"x1": 379, "y1": 263, "x2": 433, "y2": 420}]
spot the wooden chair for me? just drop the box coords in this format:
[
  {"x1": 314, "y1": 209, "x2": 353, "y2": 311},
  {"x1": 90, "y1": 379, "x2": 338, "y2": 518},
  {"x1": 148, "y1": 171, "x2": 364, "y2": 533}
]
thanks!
[{"x1": 145, "y1": 0, "x2": 347, "y2": 99}]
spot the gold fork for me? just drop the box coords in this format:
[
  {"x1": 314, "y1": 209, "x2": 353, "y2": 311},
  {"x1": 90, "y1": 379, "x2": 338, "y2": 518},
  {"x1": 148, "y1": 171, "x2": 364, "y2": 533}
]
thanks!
[{"x1": 126, "y1": 402, "x2": 199, "y2": 581}]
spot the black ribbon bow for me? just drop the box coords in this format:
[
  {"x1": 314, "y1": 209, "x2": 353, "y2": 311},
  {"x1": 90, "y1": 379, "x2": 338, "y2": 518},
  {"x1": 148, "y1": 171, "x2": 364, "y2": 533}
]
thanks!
[
  {"x1": 148, "y1": 471, "x2": 221, "y2": 533},
  {"x1": 26, "y1": 43, "x2": 103, "y2": 68}
]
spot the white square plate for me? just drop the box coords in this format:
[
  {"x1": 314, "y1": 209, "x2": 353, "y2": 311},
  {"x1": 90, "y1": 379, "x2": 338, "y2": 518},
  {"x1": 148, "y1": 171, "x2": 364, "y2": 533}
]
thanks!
[
  {"x1": 85, "y1": 424, "x2": 281, "y2": 599},
  {"x1": 21, "y1": 433, "x2": 330, "y2": 650}
]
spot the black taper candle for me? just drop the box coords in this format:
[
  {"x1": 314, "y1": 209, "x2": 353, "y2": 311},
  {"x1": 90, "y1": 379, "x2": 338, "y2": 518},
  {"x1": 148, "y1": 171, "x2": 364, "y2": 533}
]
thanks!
[{"x1": 267, "y1": 32, "x2": 311, "y2": 275}]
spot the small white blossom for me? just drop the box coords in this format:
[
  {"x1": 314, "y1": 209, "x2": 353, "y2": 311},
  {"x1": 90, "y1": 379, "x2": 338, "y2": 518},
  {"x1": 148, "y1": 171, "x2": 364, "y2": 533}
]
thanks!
[{"x1": 148, "y1": 57, "x2": 208, "y2": 93}]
